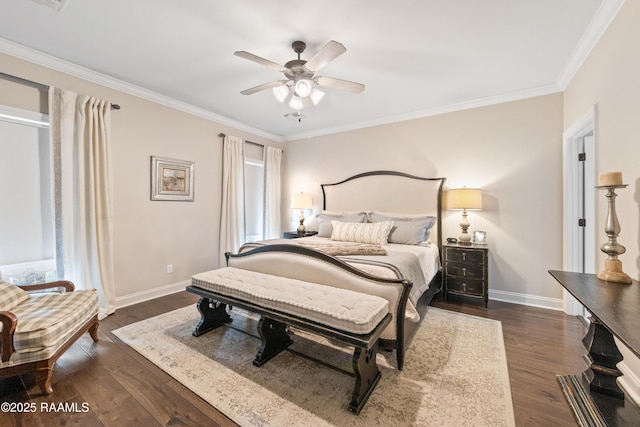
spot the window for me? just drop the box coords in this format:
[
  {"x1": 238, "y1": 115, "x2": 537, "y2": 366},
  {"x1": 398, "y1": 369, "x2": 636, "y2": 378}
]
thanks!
[
  {"x1": 244, "y1": 142, "x2": 264, "y2": 243},
  {"x1": 0, "y1": 105, "x2": 55, "y2": 283}
]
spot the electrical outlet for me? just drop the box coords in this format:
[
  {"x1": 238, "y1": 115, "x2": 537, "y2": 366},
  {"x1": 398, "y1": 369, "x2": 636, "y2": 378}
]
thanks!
[{"x1": 167, "y1": 264, "x2": 173, "y2": 274}]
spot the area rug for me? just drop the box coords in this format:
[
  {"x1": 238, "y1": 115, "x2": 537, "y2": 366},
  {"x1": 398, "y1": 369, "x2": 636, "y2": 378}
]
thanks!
[{"x1": 113, "y1": 306, "x2": 515, "y2": 426}]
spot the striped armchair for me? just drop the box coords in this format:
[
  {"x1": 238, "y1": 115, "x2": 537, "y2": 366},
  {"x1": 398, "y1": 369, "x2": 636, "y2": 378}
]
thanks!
[{"x1": 0, "y1": 280, "x2": 99, "y2": 394}]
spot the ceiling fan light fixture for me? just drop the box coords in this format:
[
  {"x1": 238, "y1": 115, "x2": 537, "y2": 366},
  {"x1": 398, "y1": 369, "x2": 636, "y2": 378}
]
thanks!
[
  {"x1": 272, "y1": 85, "x2": 289, "y2": 103},
  {"x1": 289, "y1": 95, "x2": 304, "y2": 110},
  {"x1": 309, "y1": 88, "x2": 325, "y2": 106},
  {"x1": 294, "y1": 79, "x2": 313, "y2": 97},
  {"x1": 236, "y1": 40, "x2": 364, "y2": 112}
]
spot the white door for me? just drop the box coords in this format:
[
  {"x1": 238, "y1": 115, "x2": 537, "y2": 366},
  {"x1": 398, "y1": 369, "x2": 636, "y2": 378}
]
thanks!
[{"x1": 562, "y1": 108, "x2": 597, "y2": 316}]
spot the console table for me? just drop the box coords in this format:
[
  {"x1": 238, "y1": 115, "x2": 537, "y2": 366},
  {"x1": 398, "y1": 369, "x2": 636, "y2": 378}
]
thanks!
[{"x1": 549, "y1": 270, "x2": 640, "y2": 426}]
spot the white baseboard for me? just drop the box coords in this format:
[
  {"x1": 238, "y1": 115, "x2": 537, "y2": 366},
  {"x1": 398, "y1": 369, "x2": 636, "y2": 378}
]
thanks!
[
  {"x1": 115, "y1": 280, "x2": 190, "y2": 309},
  {"x1": 116, "y1": 283, "x2": 564, "y2": 312},
  {"x1": 618, "y1": 362, "x2": 640, "y2": 407},
  {"x1": 489, "y1": 289, "x2": 564, "y2": 311},
  {"x1": 615, "y1": 336, "x2": 640, "y2": 408}
]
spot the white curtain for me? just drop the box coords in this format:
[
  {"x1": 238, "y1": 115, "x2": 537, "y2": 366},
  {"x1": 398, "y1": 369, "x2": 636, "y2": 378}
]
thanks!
[
  {"x1": 263, "y1": 146, "x2": 283, "y2": 239},
  {"x1": 49, "y1": 87, "x2": 116, "y2": 318},
  {"x1": 219, "y1": 135, "x2": 245, "y2": 267}
]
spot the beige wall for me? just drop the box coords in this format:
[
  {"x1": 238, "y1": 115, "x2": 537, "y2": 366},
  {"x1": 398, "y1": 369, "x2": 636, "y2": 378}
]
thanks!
[
  {"x1": 0, "y1": 53, "x2": 279, "y2": 305},
  {"x1": 564, "y1": 0, "x2": 640, "y2": 281},
  {"x1": 283, "y1": 93, "x2": 565, "y2": 304},
  {"x1": 4, "y1": 0, "x2": 636, "y2": 308},
  {"x1": 564, "y1": 0, "x2": 640, "y2": 396}
]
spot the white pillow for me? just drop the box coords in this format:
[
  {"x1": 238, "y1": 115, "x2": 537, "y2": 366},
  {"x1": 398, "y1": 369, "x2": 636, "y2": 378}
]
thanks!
[
  {"x1": 367, "y1": 211, "x2": 433, "y2": 219},
  {"x1": 330, "y1": 220, "x2": 394, "y2": 246},
  {"x1": 315, "y1": 212, "x2": 367, "y2": 237},
  {"x1": 368, "y1": 213, "x2": 436, "y2": 245}
]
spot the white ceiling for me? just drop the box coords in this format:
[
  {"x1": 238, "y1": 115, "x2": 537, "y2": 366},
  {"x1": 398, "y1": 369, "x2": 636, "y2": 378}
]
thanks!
[{"x1": 0, "y1": 1, "x2": 624, "y2": 141}]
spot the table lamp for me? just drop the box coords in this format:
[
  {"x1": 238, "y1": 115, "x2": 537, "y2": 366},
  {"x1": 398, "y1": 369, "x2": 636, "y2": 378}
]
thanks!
[
  {"x1": 447, "y1": 187, "x2": 483, "y2": 245},
  {"x1": 292, "y1": 192, "x2": 312, "y2": 234}
]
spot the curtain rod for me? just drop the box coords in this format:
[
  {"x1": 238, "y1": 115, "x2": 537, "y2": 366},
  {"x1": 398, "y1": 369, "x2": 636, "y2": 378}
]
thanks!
[
  {"x1": 0, "y1": 72, "x2": 121, "y2": 110},
  {"x1": 218, "y1": 132, "x2": 264, "y2": 148}
]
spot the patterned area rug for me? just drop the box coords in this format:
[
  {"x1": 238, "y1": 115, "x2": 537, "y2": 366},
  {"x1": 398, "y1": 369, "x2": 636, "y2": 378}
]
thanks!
[{"x1": 113, "y1": 306, "x2": 515, "y2": 426}]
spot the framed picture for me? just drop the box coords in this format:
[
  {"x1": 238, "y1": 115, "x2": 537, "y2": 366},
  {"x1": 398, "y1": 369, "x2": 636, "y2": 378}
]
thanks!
[
  {"x1": 151, "y1": 156, "x2": 194, "y2": 201},
  {"x1": 473, "y1": 230, "x2": 487, "y2": 245}
]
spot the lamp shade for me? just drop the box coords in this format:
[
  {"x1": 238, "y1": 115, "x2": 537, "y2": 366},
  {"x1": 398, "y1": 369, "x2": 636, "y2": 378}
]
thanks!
[
  {"x1": 292, "y1": 192, "x2": 312, "y2": 209},
  {"x1": 272, "y1": 85, "x2": 289, "y2": 103},
  {"x1": 289, "y1": 95, "x2": 304, "y2": 110},
  {"x1": 447, "y1": 188, "x2": 482, "y2": 210},
  {"x1": 309, "y1": 88, "x2": 325, "y2": 106},
  {"x1": 294, "y1": 79, "x2": 313, "y2": 97}
]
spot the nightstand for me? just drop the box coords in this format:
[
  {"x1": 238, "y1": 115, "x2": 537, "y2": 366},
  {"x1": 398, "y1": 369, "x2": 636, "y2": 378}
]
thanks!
[
  {"x1": 443, "y1": 243, "x2": 488, "y2": 307},
  {"x1": 283, "y1": 231, "x2": 318, "y2": 239}
]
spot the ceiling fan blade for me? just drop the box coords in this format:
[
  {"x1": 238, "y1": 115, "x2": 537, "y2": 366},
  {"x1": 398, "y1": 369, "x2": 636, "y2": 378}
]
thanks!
[
  {"x1": 315, "y1": 76, "x2": 365, "y2": 93},
  {"x1": 304, "y1": 40, "x2": 346, "y2": 72},
  {"x1": 234, "y1": 51, "x2": 288, "y2": 73},
  {"x1": 240, "y1": 80, "x2": 287, "y2": 95}
]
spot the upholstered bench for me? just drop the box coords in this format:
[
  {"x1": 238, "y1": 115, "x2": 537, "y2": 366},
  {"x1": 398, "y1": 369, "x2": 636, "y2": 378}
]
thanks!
[
  {"x1": 0, "y1": 280, "x2": 99, "y2": 394},
  {"x1": 188, "y1": 267, "x2": 392, "y2": 414}
]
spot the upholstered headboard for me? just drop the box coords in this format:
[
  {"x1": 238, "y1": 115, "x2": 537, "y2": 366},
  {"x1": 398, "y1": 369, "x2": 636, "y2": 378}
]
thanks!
[{"x1": 320, "y1": 171, "x2": 446, "y2": 252}]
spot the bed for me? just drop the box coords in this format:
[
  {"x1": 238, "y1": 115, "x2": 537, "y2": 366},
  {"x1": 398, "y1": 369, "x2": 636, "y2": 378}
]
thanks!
[{"x1": 234, "y1": 170, "x2": 445, "y2": 369}]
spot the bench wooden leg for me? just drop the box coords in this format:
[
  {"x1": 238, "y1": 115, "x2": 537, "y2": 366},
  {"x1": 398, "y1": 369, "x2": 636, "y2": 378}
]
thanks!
[
  {"x1": 253, "y1": 316, "x2": 292, "y2": 367},
  {"x1": 349, "y1": 342, "x2": 382, "y2": 414},
  {"x1": 192, "y1": 297, "x2": 232, "y2": 337}
]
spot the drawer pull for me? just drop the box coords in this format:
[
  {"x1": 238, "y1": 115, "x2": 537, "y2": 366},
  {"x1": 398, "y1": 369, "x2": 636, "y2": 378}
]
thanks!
[
  {"x1": 462, "y1": 267, "x2": 466, "y2": 276},
  {"x1": 462, "y1": 253, "x2": 466, "y2": 261}
]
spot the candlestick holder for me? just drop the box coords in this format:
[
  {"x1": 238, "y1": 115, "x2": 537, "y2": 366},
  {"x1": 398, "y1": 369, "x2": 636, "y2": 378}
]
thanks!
[{"x1": 596, "y1": 184, "x2": 632, "y2": 284}]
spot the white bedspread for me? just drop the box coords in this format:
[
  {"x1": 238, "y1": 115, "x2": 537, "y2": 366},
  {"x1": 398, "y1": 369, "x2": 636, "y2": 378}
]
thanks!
[{"x1": 239, "y1": 236, "x2": 441, "y2": 323}]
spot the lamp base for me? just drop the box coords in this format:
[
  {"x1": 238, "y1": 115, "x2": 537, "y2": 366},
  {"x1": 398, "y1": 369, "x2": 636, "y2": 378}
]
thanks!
[
  {"x1": 458, "y1": 232, "x2": 472, "y2": 246},
  {"x1": 457, "y1": 209, "x2": 473, "y2": 245},
  {"x1": 597, "y1": 260, "x2": 632, "y2": 284},
  {"x1": 297, "y1": 211, "x2": 306, "y2": 234}
]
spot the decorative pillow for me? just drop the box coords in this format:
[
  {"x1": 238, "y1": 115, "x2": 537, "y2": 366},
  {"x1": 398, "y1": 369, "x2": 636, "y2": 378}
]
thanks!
[
  {"x1": 367, "y1": 211, "x2": 432, "y2": 219},
  {"x1": 319, "y1": 210, "x2": 366, "y2": 216},
  {"x1": 0, "y1": 282, "x2": 30, "y2": 311},
  {"x1": 369, "y1": 213, "x2": 437, "y2": 245},
  {"x1": 316, "y1": 212, "x2": 367, "y2": 237},
  {"x1": 330, "y1": 220, "x2": 394, "y2": 245}
]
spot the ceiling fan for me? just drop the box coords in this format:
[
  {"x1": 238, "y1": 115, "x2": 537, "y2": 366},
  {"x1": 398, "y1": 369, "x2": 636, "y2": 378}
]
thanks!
[{"x1": 234, "y1": 40, "x2": 365, "y2": 110}]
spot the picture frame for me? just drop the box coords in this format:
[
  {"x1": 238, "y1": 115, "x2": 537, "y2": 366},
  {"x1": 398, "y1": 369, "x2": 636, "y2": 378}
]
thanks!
[
  {"x1": 150, "y1": 156, "x2": 194, "y2": 201},
  {"x1": 473, "y1": 230, "x2": 487, "y2": 245}
]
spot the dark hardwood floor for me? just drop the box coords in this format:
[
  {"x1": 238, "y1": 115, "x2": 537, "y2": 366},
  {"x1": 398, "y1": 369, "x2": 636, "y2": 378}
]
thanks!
[{"x1": 0, "y1": 292, "x2": 586, "y2": 426}]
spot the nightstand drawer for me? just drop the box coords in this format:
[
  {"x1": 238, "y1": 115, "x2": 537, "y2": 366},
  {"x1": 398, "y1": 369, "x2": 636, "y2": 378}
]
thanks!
[
  {"x1": 444, "y1": 247, "x2": 485, "y2": 263},
  {"x1": 446, "y1": 277, "x2": 485, "y2": 296},
  {"x1": 443, "y1": 243, "x2": 489, "y2": 307},
  {"x1": 445, "y1": 262, "x2": 485, "y2": 279}
]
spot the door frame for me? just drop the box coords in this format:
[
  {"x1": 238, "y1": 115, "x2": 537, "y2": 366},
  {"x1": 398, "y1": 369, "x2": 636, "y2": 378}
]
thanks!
[{"x1": 562, "y1": 105, "x2": 598, "y2": 315}]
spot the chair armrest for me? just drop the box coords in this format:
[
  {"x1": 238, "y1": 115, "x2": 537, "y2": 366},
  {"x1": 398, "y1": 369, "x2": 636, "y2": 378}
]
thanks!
[
  {"x1": 0, "y1": 311, "x2": 17, "y2": 362},
  {"x1": 18, "y1": 280, "x2": 75, "y2": 293}
]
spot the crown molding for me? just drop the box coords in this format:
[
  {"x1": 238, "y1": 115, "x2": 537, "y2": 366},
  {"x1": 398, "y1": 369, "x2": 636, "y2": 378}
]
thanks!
[
  {"x1": 287, "y1": 0, "x2": 627, "y2": 142},
  {"x1": 283, "y1": 83, "x2": 562, "y2": 141},
  {"x1": 0, "y1": 38, "x2": 282, "y2": 142},
  {"x1": 2, "y1": 0, "x2": 625, "y2": 145},
  {"x1": 555, "y1": 0, "x2": 627, "y2": 90}
]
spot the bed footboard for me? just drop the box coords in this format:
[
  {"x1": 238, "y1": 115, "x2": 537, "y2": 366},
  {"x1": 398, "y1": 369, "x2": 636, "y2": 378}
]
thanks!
[{"x1": 225, "y1": 244, "x2": 412, "y2": 369}]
